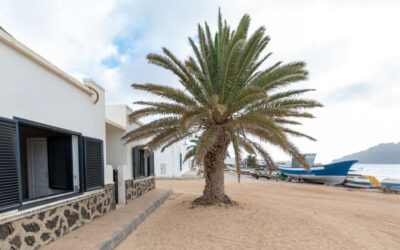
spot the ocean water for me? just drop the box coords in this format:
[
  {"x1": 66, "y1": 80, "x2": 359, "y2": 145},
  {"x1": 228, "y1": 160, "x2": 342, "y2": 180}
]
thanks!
[{"x1": 349, "y1": 164, "x2": 400, "y2": 181}]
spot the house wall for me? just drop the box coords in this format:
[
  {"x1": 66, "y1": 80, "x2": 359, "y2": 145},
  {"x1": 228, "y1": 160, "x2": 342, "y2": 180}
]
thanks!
[
  {"x1": 105, "y1": 105, "x2": 192, "y2": 178},
  {"x1": 105, "y1": 105, "x2": 128, "y2": 128},
  {"x1": 0, "y1": 41, "x2": 105, "y2": 141},
  {"x1": 0, "y1": 185, "x2": 115, "y2": 249},
  {"x1": 154, "y1": 140, "x2": 191, "y2": 178},
  {"x1": 105, "y1": 105, "x2": 146, "y2": 181},
  {"x1": 0, "y1": 38, "x2": 109, "y2": 184},
  {"x1": 105, "y1": 123, "x2": 127, "y2": 168}
]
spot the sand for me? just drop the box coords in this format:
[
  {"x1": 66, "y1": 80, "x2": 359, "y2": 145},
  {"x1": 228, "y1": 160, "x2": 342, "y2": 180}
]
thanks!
[{"x1": 117, "y1": 173, "x2": 400, "y2": 250}]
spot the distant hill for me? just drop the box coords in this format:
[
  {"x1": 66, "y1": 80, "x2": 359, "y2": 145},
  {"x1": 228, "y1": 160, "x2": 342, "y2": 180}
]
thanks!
[{"x1": 333, "y1": 142, "x2": 400, "y2": 164}]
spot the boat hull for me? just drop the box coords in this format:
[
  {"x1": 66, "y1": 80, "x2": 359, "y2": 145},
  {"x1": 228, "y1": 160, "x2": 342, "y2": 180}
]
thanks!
[
  {"x1": 344, "y1": 181, "x2": 379, "y2": 189},
  {"x1": 343, "y1": 175, "x2": 381, "y2": 189},
  {"x1": 381, "y1": 179, "x2": 400, "y2": 190},
  {"x1": 279, "y1": 160, "x2": 358, "y2": 185}
]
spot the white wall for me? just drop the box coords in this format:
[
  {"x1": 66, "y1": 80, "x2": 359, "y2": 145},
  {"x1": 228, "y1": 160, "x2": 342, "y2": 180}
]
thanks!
[
  {"x1": 154, "y1": 140, "x2": 191, "y2": 178},
  {"x1": 0, "y1": 36, "x2": 107, "y2": 188},
  {"x1": 105, "y1": 105, "x2": 128, "y2": 129},
  {"x1": 105, "y1": 104, "x2": 192, "y2": 179},
  {"x1": 0, "y1": 41, "x2": 105, "y2": 141},
  {"x1": 105, "y1": 105, "x2": 143, "y2": 180},
  {"x1": 105, "y1": 123, "x2": 127, "y2": 167}
]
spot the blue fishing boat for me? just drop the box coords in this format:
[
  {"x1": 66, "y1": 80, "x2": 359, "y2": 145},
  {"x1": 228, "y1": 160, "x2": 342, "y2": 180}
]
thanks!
[
  {"x1": 380, "y1": 179, "x2": 400, "y2": 190},
  {"x1": 278, "y1": 154, "x2": 357, "y2": 185}
]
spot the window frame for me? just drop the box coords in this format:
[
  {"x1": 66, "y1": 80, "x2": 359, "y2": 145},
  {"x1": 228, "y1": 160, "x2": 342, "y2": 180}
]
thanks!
[{"x1": 13, "y1": 117, "x2": 83, "y2": 210}]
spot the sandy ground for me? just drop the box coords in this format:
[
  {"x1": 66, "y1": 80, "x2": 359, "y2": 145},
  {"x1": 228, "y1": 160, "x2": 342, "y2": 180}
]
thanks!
[{"x1": 117, "y1": 173, "x2": 400, "y2": 250}]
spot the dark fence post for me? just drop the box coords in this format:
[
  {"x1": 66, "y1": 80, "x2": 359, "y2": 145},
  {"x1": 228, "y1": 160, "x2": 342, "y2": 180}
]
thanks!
[{"x1": 113, "y1": 169, "x2": 118, "y2": 204}]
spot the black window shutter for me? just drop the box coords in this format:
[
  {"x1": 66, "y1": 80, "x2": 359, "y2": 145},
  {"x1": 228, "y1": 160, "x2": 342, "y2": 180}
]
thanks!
[
  {"x1": 132, "y1": 147, "x2": 139, "y2": 179},
  {"x1": 47, "y1": 136, "x2": 73, "y2": 190},
  {"x1": 0, "y1": 119, "x2": 20, "y2": 211},
  {"x1": 146, "y1": 154, "x2": 150, "y2": 177},
  {"x1": 83, "y1": 137, "x2": 103, "y2": 191},
  {"x1": 132, "y1": 147, "x2": 135, "y2": 179},
  {"x1": 150, "y1": 153, "x2": 154, "y2": 176}
]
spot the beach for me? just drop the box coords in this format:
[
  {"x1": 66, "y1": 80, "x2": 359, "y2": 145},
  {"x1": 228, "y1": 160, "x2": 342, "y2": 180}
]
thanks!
[{"x1": 117, "y1": 173, "x2": 400, "y2": 250}]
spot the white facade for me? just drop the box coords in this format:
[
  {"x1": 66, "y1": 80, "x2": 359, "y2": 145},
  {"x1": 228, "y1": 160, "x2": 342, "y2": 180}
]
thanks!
[
  {"x1": 0, "y1": 32, "x2": 105, "y2": 142},
  {"x1": 105, "y1": 105, "x2": 191, "y2": 178},
  {"x1": 105, "y1": 105, "x2": 142, "y2": 180},
  {"x1": 154, "y1": 142, "x2": 191, "y2": 178},
  {"x1": 0, "y1": 28, "x2": 108, "y2": 205}
]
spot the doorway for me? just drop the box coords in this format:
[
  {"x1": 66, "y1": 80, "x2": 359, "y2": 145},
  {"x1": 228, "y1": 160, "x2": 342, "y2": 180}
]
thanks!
[{"x1": 27, "y1": 138, "x2": 51, "y2": 198}]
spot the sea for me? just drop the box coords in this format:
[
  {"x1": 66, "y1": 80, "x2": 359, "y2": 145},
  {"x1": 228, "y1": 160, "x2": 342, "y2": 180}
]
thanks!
[{"x1": 349, "y1": 164, "x2": 400, "y2": 181}]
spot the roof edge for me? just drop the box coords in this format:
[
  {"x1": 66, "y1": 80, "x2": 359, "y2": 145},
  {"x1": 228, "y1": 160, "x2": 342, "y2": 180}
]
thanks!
[
  {"x1": 106, "y1": 119, "x2": 126, "y2": 131},
  {"x1": 0, "y1": 28, "x2": 93, "y2": 96},
  {"x1": 125, "y1": 105, "x2": 143, "y2": 126}
]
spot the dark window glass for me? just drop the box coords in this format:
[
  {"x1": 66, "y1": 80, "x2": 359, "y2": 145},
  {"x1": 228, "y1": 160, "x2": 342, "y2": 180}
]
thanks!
[{"x1": 47, "y1": 136, "x2": 73, "y2": 190}]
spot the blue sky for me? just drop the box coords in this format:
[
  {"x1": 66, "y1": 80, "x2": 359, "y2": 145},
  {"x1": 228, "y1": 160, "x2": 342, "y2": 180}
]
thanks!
[{"x1": 1, "y1": 0, "x2": 400, "y2": 162}]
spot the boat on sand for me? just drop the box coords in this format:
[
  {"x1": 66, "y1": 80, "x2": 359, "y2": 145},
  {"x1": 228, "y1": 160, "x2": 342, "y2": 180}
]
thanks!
[
  {"x1": 278, "y1": 154, "x2": 357, "y2": 185},
  {"x1": 381, "y1": 179, "x2": 400, "y2": 190},
  {"x1": 344, "y1": 174, "x2": 381, "y2": 189}
]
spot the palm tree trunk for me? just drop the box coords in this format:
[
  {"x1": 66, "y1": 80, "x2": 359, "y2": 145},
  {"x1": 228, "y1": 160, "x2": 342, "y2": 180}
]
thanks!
[{"x1": 192, "y1": 131, "x2": 236, "y2": 205}]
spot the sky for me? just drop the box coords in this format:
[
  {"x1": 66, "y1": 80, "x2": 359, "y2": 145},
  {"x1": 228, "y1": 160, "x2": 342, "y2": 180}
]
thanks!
[{"x1": 1, "y1": 0, "x2": 400, "y2": 163}]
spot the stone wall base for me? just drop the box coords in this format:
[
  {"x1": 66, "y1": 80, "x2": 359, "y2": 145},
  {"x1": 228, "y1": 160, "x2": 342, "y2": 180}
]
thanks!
[
  {"x1": 0, "y1": 176, "x2": 156, "y2": 249},
  {"x1": 0, "y1": 184, "x2": 115, "y2": 249},
  {"x1": 125, "y1": 176, "x2": 155, "y2": 201}
]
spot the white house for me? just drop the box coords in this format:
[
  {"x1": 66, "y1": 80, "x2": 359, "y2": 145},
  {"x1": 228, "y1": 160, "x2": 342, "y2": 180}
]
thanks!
[
  {"x1": 105, "y1": 104, "x2": 156, "y2": 202},
  {"x1": 0, "y1": 27, "x2": 107, "y2": 205},
  {"x1": 154, "y1": 139, "x2": 191, "y2": 178},
  {"x1": 106, "y1": 104, "x2": 191, "y2": 179},
  {"x1": 0, "y1": 27, "x2": 154, "y2": 249}
]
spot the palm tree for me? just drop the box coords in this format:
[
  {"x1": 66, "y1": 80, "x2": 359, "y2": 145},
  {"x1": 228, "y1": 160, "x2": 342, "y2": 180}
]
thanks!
[
  {"x1": 246, "y1": 155, "x2": 258, "y2": 168},
  {"x1": 123, "y1": 10, "x2": 322, "y2": 205}
]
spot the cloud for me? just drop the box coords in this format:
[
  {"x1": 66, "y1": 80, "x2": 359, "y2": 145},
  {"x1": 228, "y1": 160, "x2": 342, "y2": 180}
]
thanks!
[
  {"x1": 324, "y1": 82, "x2": 374, "y2": 103},
  {"x1": 1, "y1": 0, "x2": 400, "y2": 162}
]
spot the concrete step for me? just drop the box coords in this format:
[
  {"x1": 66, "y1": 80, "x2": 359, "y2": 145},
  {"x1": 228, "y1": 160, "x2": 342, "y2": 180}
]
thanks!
[{"x1": 43, "y1": 188, "x2": 172, "y2": 250}]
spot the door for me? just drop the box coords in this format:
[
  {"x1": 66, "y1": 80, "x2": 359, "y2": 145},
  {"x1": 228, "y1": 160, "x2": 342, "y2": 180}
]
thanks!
[{"x1": 27, "y1": 138, "x2": 50, "y2": 198}]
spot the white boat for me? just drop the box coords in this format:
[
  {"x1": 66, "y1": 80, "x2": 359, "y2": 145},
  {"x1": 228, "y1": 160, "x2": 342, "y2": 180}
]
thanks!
[
  {"x1": 381, "y1": 179, "x2": 400, "y2": 190},
  {"x1": 344, "y1": 175, "x2": 381, "y2": 189}
]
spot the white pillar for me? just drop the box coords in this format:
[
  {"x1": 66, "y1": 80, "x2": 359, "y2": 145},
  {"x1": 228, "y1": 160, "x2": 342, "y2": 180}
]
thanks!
[
  {"x1": 117, "y1": 165, "x2": 126, "y2": 204},
  {"x1": 105, "y1": 164, "x2": 114, "y2": 185}
]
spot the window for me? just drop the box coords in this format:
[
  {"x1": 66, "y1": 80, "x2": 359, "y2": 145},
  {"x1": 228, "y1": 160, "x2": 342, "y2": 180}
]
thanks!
[
  {"x1": 0, "y1": 116, "x2": 106, "y2": 213},
  {"x1": 132, "y1": 148, "x2": 154, "y2": 178},
  {"x1": 139, "y1": 149, "x2": 145, "y2": 177},
  {"x1": 19, "y1": 123, "x2": 75, "y2": 200}
]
